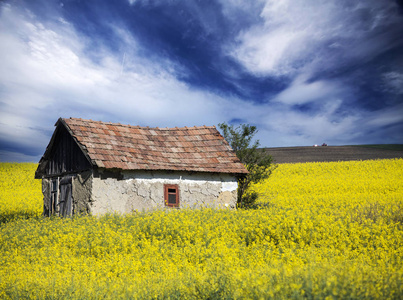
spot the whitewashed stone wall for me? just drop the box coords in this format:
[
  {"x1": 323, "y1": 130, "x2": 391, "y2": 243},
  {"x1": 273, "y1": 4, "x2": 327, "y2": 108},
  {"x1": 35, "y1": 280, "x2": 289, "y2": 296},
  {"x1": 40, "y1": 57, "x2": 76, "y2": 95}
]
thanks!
[{"x1": 90, "y1": 170, "x2": 238, "y2": 215}]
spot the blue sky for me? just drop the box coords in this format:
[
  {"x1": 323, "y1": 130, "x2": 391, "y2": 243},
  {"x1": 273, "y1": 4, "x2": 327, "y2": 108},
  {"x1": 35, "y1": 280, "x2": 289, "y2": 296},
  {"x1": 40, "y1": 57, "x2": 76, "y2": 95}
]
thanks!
[{"x1": 1, "y1": 0, "x2": 403, "y2": 162}]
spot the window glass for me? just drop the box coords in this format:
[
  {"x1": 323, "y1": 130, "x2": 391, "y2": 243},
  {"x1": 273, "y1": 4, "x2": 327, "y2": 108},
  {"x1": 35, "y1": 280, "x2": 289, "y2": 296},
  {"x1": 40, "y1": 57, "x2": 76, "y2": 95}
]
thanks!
[
  {"x1": 165, "y1": 184, "x2": 179, "y2": 207},
  {"x1": 168, "y1": 193, "x2": 176, "y2": 204}
]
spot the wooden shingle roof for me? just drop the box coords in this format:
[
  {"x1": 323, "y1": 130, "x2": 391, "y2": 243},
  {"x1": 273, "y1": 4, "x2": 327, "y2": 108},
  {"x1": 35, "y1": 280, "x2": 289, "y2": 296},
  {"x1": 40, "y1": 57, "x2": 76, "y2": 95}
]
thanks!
[{"x1": 59, "y1": 117, "x2": 248, "y2": 174}]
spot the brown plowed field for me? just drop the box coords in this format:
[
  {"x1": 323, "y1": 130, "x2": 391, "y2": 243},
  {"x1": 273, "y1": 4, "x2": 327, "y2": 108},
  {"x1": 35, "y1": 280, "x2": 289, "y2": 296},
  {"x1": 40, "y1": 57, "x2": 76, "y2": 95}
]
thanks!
[{"x1": 262, "y1": 145, "x2": 403, "y2": 164}]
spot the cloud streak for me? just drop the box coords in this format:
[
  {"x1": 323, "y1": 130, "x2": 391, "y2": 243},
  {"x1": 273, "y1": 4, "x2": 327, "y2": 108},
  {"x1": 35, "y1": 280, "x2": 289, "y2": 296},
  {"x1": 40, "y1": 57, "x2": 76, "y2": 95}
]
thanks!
[{"x1": 231, "y1": 0, "x2": 401, "y2": 78}]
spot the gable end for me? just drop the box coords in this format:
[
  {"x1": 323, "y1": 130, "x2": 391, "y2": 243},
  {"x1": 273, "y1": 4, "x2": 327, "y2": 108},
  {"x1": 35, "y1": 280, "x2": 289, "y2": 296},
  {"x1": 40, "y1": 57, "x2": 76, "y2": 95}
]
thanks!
[{"x1": 35, "y1": 119, "x2": 92, "y2": 178}]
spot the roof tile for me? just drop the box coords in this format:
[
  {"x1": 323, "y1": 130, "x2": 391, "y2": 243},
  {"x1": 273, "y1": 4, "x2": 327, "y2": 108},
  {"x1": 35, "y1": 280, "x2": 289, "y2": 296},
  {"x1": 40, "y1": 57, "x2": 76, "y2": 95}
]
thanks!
[{"x1": 63, "y1": 118, "x2": 248, "y2": 174}]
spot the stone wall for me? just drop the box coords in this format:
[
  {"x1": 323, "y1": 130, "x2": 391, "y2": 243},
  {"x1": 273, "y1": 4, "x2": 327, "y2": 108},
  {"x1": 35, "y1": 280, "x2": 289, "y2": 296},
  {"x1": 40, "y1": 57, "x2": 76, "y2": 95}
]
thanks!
[
  {"x1": 90, "y1": 170, "x2": 238, "y2": 215},
  {"x1": 72, "y1": 170, "x2": 93, "y2": 215},
  {"x1": 42, "y1": 171, "x2": 93, "y2": 216}
]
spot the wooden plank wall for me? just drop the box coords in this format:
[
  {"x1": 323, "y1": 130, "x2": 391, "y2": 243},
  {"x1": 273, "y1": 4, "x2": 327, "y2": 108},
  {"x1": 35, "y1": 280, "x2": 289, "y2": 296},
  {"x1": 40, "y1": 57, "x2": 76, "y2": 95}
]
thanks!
[{"x1": 45, "y1": 125, "x2": 91, "y2": 176}]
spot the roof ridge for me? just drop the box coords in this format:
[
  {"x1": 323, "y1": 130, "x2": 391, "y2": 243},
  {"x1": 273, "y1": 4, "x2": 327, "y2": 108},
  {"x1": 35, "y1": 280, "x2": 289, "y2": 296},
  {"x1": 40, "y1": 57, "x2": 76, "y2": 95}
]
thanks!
[{"x1": 63, "y1": 117, "x2": 217, "y2": 130}]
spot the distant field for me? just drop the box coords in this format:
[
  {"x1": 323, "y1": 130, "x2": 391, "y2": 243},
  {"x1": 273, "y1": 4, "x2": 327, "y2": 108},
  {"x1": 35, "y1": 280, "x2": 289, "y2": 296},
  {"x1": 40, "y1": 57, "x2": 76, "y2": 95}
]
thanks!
[
  {"x1": 263, "y1": 144, "x2": 403, "y2": 164},
  {"x1": 357, "y1": 144, "x2": 403, "y2": 151}
]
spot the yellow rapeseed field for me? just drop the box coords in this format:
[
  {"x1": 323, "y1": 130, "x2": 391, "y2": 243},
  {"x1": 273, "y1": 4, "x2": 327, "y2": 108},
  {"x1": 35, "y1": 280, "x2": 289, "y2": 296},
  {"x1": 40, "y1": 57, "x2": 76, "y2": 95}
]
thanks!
[
  {"x1": 0, "y1": 163, "x2": 42, "y2": 222},
  {"x1": 0, "y1": 159, "x2": 402, "y2": 299}
]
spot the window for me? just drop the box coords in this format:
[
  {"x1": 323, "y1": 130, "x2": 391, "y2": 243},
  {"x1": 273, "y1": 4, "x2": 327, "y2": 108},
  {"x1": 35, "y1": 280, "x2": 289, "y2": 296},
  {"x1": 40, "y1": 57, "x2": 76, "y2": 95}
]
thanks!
[{"x1": 164, "y1": 184, "x2": 179, "y2": 207}]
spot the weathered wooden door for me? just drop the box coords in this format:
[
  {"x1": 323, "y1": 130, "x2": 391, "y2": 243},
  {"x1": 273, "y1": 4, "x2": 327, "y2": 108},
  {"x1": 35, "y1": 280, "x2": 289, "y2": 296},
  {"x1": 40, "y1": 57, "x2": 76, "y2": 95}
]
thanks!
[
  {"x1": 50, "y1": 178, "x2": 59, "y2": 216},
  {"x1": 59, "y1": 176, "x2": 72, "y2": 217}
]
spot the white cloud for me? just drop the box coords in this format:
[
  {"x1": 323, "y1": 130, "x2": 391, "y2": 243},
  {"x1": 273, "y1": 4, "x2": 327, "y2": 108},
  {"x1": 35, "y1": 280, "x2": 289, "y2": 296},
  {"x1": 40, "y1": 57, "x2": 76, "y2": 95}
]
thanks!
[
  {"x1": 230, "y1": 0, "x2": 400, "y2": 77},
  {"x1": 254, "y1": 97, "x2": 403, "y2": 147},
  {"x1": 221, "y1": 0, "x2": 403, "y2": 146},
  {"x1": 233, "y1": 27, "x2": 302, "y2": 76},
  {"x1": 0, "y1": 150, "x2": 41, "y2": 163},
  {"x1": 0, "y1": 4, "x2": 261, "y2": 159},
  {"x1": 366, "y1": 103, "x2": 403, "y2": 127},
  {"x1": 382, "y1": 72, "x2": 403, "y2": 95},
  {"x1": 252, "y1": 99, "x2": 360, "y2": 147},
  {"x1": 272, "y1": 75, "x2": 343, "y2": 105}
]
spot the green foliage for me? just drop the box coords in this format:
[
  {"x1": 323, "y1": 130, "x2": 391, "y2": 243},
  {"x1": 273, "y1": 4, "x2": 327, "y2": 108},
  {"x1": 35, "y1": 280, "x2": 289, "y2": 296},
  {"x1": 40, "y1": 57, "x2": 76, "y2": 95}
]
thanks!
[{"x1": 218, "y1": 122, "x2": 274, "y2": 208}]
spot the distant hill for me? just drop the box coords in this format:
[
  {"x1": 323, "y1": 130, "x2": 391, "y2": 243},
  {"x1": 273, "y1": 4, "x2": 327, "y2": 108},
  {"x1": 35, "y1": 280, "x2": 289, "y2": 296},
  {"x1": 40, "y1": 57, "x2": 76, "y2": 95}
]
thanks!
[{"x1": 261, "y1": 145, "x2": 403, "y2": 164}]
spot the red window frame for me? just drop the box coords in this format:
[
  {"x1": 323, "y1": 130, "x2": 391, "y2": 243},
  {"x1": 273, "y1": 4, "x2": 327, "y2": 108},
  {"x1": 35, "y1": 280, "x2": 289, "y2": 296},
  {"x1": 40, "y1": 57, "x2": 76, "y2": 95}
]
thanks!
[{"x1": 164, "y1": 184, "x2": 179, "y2": 207}]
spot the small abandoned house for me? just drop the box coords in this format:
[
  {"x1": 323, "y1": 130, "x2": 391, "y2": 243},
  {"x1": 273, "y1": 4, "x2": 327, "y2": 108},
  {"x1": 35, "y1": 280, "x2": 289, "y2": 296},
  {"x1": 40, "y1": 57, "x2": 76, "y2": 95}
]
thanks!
[{"x1": 35, "y1": 118, "x2": 248, "y2": 216}]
